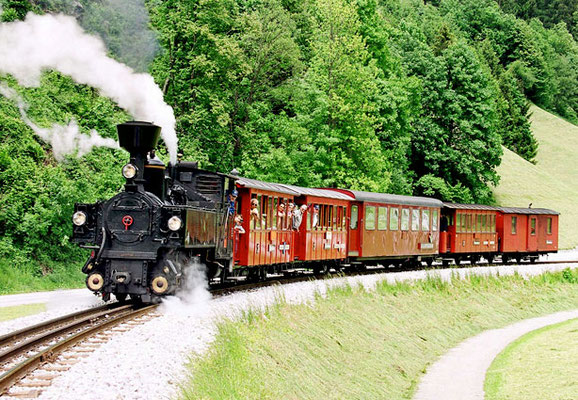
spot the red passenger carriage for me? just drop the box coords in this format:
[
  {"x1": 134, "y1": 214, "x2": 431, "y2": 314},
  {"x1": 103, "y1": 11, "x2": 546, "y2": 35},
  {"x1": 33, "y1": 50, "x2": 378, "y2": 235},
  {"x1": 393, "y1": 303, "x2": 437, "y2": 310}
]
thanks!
[
  {"x1": 440, "y1": 203, "x2": 499, "y2": 263},
  {"x1": 233, "y1": 178, "x2": 351, "y2": 276},
  {"x1": 329, "y1": 190, "x2": 442, "y2": 266},
  {"x1": 497, "y1": 207, "x2": 559, "y2": 262}
]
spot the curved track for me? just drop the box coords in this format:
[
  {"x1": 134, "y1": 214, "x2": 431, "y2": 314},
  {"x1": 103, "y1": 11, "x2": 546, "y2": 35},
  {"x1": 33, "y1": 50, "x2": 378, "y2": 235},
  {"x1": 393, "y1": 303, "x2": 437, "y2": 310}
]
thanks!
[{"x1": 0, "y1": 303, "x2": 157, "y2": 396}]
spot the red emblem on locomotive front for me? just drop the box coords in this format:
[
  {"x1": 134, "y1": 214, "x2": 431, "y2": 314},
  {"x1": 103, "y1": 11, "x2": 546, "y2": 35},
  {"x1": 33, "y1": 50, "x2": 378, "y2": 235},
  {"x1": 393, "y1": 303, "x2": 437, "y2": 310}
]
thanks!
[{"x1": 122, "y1": 215, "x2": 134, "y2": 231}]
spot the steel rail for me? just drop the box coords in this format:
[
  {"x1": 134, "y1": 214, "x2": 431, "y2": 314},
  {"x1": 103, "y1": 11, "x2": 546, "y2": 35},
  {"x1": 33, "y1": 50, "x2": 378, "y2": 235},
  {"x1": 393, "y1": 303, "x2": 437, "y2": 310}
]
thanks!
[
  {"x1": 0, "y1": 304, "x2": 133, "y2": 364},
  {"x1": 0, "y1": 302, "x2": 125, "y2": 349},
  {"x1": 0, "y1": 304, "x2": 157, "y2": 395}
]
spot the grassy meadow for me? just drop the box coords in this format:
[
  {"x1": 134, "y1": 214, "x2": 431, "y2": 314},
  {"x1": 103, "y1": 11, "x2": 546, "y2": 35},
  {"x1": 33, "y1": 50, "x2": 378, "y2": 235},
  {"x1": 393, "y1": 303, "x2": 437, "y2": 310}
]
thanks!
[
  {"x1": 180, "y1": 269, "x2": 578, "y2": 400},
  {"x1": 0, "y1": 303, "x2": 46, "y2": 322},
  {"x1": 494, "y1": 105, "x2": 578, "y2": 249},
  {"x1": 485, "y1": 317, "x2": 578, "y2": 400}
]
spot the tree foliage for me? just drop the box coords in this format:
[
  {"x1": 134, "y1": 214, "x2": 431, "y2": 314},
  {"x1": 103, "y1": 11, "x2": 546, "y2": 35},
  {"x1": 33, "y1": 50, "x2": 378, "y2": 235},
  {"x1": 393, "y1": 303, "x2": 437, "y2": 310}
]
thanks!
[{"x1": 0, "y1": 0, "x2": 577, "y2": 274}]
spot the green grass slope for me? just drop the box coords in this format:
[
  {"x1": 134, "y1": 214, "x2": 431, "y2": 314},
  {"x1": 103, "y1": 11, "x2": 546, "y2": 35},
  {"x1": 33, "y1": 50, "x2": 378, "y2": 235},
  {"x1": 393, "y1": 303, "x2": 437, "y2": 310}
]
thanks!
[{"x1": 494, "y1": 105, "x2": 578, "y2": 249}]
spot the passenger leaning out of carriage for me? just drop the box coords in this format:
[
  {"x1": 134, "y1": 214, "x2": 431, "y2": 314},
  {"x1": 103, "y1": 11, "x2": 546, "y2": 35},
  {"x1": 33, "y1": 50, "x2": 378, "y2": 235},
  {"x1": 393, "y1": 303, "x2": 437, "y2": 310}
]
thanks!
[
  {"x1": 286, "y1": 203, "x2": 295, "y2": 229},
  {"x1": 276, "y1": 202, "x2": 286, "y2": 228},
  {"x1": 233, "y1": 214, "x2": 245, "y2": 234},
  {"x1": 292, "y1": 204, "x2": 308, "y2": 230},
  {"x1": 250, "y1": 198, "x2": 261, "y2": 229},
  {"x1": 312, "y1": 205, "x2": 319, "y2": 228}
]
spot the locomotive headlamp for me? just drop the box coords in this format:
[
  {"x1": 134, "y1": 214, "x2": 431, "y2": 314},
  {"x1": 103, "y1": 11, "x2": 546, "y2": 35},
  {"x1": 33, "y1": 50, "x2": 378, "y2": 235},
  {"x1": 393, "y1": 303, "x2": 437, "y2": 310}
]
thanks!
[
  {"x1": 168, "y1": 216, "x2": 182, "y2": 231},
  {"x1": 72, "y1": 211, "x2": 87, "y2": 226},
  {"x1": 122, "y1": 163, "x2": 138, "y2": 179}
]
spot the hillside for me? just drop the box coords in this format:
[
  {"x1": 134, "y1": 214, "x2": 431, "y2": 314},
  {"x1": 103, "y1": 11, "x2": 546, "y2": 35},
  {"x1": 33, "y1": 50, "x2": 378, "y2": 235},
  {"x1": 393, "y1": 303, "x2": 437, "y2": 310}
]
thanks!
[{"x1": 494, "y1": 105, "x2": 578, "y2": 249}]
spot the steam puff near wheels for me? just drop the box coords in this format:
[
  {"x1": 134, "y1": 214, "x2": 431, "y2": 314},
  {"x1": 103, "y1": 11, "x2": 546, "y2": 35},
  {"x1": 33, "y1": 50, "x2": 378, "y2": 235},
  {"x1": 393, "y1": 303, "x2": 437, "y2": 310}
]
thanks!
[{"x1": 0, "y1": 12, "x2": 178, "y2": 163}]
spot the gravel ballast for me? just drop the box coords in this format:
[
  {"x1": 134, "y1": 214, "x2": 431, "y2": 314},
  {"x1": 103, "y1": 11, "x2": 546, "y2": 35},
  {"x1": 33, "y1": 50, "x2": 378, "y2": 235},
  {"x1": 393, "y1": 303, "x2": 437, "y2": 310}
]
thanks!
[{"x1": 0, "y1": 255, "x2": 576, "y2": 400}]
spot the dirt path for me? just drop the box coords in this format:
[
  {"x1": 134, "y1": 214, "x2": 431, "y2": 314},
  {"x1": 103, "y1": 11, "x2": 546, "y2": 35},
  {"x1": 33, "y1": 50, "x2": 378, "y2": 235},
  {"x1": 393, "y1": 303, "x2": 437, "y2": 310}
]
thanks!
[{"x1": 413, "y1": 309, "x2": 578, "y2": 400}]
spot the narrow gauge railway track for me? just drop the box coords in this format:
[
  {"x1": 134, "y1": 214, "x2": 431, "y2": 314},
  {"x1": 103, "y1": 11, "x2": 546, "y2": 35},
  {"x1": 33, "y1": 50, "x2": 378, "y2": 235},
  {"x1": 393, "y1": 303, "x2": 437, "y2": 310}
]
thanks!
[
  {"x1": 0, "y1": 258, "x2": 574, "y2": 397},
  {"x1": 0, "y1": 303, "x2": 157, "y2": 397}
]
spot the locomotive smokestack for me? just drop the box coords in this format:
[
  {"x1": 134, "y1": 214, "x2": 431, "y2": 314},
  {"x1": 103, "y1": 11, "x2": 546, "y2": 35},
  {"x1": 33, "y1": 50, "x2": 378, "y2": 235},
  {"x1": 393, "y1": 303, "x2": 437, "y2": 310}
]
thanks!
[
  {"x1": 117, "y1": 121, "x2": 161, "y2": 155},
  {"x1": 117, "y1": 121, "x2": 161, "y2": 192}
]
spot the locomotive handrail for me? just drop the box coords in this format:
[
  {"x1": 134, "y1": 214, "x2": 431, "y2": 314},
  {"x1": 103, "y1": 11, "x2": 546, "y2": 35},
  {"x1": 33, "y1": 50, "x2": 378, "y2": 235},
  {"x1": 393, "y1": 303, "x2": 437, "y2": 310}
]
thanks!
[{"x1": 96, "y1": 227, "x2": 106, "y2": 261}]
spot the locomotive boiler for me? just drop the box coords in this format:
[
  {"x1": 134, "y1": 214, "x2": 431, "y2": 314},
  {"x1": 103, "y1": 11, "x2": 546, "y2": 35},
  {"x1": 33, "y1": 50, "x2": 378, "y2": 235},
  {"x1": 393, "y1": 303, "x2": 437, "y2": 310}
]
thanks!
[{"x1": 71, "y1": 122, "x2": 235, "y2": 302}]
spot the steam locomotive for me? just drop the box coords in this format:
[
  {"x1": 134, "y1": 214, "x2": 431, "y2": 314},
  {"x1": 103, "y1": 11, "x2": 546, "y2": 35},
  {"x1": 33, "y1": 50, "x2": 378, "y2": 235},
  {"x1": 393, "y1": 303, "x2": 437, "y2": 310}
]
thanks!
[
  {"x1": 71, "y1": 122, "x2": 236, "y2": 303},
  {"x1": 71, "y1": 122, "x2": 559, "y2": 303}
]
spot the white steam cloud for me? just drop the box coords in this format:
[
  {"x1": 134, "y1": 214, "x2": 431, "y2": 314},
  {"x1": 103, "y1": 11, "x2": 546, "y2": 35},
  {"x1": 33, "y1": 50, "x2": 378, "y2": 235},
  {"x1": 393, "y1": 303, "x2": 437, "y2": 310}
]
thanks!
[
  {"x1": 160, "y1": 261, "x2": 212, "y2": 316},
  {"x1": 0, "y1": 12, "x2": 178, "y2": 163},
  {"x1": 0, "y1": 83, "x2": 119, "y2": 160}
]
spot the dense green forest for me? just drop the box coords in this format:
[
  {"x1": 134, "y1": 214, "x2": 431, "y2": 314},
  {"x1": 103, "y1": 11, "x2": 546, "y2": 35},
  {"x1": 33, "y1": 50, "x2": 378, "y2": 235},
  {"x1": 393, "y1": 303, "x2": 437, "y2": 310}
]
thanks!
[{"x1": 0, "y1": 0, "x2": 577, "y2": 286}]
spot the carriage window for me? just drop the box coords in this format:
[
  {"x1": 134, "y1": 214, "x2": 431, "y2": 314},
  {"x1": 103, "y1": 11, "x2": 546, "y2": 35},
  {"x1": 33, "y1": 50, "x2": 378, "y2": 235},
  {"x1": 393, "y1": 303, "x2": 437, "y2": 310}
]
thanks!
[
  {"x1": 307, "y1": 204, "x2": 312, "y2": 230},
  {"x1": 272, "y1": 198, "x2": 279, "y2": 229},
  {"x1": 421, "y1": 210, "x2": 429, "y2": 231},
  {"x1": 511, "y1": 216, "x2": 517, "y2": 234},
  {"x1": 401, "y1": 209, "x2": 410, "y2": 231},
  {"x1": 261, "y1": 196, "x2": 269, "y2": 229},
  {"x1": 547, "y1": 218, "x2": 552, "y2": 235},
  {"x1": 477, "y1": 215, "x2": 482, "y2": 232},
  {"x1": 530, "y1": 218, "x2": 536, "y2": 235},
  {"x1": 411, "y1": 209, "x2": 420, "y2": 231},
  {"x1": 342, "y1": 206, "x2": 347, "y2": 229},
  {"x1": 491, "y1": 215, "x2": 496, "y2": 232},
  {"x1": 390, "y1": 208, "x2": 399, "y2": 230},
  {"x1": 461, "y1": 213, "x2": 467, "y2": 232},
  {"x1": 456, "y1": 214, "x2": 461, "y2": 233},
  {"x1": 481, "y1": 215, "x2": 487, "y2": 232},
  {"x1": 432, "y1": 210, "x2": 438, "y2": 232},
  {"x1": 466, "y1": 214, "x2": 471, "y2": 232},
  {"x1": 331, "y1": 206, "x2": 336, "y2": 230},
  {"x1": 365, "y1": 206, "x2": 376, "y2": 230},
  {"x1": 378, "y1": 207, "x2": 388, "y2": 230},
  {"x1": 350, "y1": 206, "x2": 358, "y2": 230},
  {"x1": 336, "y1": 207, "x2": 342, "y2": 231}
]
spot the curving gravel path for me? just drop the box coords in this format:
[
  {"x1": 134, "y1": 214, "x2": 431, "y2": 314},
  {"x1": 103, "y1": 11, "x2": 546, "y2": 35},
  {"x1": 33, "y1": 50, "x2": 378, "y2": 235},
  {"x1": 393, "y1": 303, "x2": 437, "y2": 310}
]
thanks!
[
  {"x1": 0, "y1": 253, "x2": 576, "y2": 400},
  {"x1": 413, "y1": 310, "x2": 578, "y2": 400}
]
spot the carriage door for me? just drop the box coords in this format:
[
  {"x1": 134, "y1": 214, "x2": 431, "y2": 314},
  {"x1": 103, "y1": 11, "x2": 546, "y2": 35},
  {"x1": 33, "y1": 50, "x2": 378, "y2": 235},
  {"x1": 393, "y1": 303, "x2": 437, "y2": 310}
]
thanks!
[
  {"x1": 348, "y1": 204, "x2": 361, "y2": 256},
  {"x1": 527, "y1": 216, "x2": 538, "y2": 252}
]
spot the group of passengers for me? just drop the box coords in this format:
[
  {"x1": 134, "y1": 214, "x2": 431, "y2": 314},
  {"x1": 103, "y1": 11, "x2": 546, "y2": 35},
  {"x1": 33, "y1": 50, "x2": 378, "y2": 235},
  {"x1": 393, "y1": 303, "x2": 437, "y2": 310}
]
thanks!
[
  {"x1": 250, "y1": 198, "x2": 310, "y2": 231},
  {"x1": 228, "y1": 189, "x2": 321, "y2": 234}
]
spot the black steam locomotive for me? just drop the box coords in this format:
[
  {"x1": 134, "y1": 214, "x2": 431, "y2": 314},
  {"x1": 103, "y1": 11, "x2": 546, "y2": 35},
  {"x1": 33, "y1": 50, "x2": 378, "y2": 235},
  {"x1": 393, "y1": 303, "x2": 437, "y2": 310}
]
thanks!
[{"x1": 71, "y1": 122, "x2": 235, "y2": 303}]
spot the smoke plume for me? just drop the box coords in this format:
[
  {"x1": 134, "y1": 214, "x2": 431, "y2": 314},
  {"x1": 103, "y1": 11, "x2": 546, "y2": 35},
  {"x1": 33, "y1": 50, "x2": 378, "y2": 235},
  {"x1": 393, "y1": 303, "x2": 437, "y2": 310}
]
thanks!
[
  {"x1": 0, "y1": 83, "x2": 119, "y2": 160},
  {"x1": 0, "y1": 12, "x2": 178, "y2": 163}
]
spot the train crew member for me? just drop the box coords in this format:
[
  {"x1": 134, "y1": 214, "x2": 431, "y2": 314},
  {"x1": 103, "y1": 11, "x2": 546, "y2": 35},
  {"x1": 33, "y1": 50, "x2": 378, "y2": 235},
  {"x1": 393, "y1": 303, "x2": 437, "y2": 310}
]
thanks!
[
  {"x1": 292, "y1": 204, "x2": 308, "y2": 230},
  {"x1": 228, "y1": 189, "x2": 239, "y2": 215}
]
